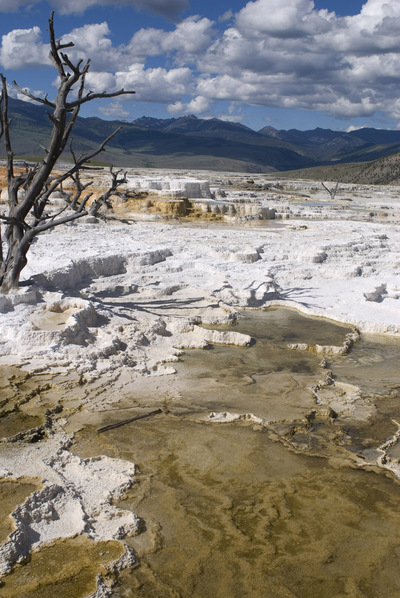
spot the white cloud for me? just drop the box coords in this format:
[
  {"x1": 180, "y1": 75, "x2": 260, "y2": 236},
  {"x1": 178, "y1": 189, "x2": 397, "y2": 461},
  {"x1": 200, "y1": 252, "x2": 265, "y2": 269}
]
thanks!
[
  {"x1": 84, "y1": 71, "x2": 117, "y2": 92},
  {"x1": 385, "y1": 98, "x2": 400, "y2": 121},
  {"x1": 59, "y1": 22, "x2": 122, "y2": 71},
  {"x1": 98, "y1": 101, "x2": 131, "y2": 118},
  {"x1": 0, "y1": 0, "x2": 189, "y2": 19},
  {"x1": 127, "y1": 16, "x2": 215, "y2": 66},
  {"x1": 323, "y1": 96, "x2": 377, "y2": 119},
  {"x1": 127, "y1": 28, "x2": 167, "y2": 62},
  {"x1": 236, "y1": 0, "x2": 333, "y2": 39},
  {"x1": 167, "y1": 95, "x2": 210, "y2": 115},
  {"x1": 123, "y1": 0, "x2": 189, "y2": 19},
  {"x1": 0, "y1": 0, "x2": 33, "y2": 11},
  {"x1": 166, "y1": 100, "x2": 185, "y2": 115},
  {"x1": 361, "y1": 0, "x2": 400, "y2": 18},
  {"x1": 219, "y1": 9, "x2": 234, "y2": 23},
  {"x1": 54, "y1": 16, "x2": 215, "y2": 72},
  {"x1": 2, "y1": 0, "x2": 400, "y2": 125},
  {"x1": 217, "y1": 113, "x2": 243, "y2": 123},
  {"x1": 5, "y1": 82, "x2": 46, "y2": 102},
  {"x1": 162, "y1": 17, "x2": 215, "y2": 60},
  {"x1": 84, "y1": 64, "x2": 193, "y2": 104},
  {"x1": 346, "y1": 125, "x2": 367, "y2": 132},
  {"x1": 0, "y1": 26, "x2": 49, "y2": 69},
  {"x1": 192, "y1": 0, "x2": 400, "y2": 122}
]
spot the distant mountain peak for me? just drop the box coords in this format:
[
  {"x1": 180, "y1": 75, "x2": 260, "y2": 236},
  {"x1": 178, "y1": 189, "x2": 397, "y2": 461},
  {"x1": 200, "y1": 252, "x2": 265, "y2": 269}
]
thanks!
[
  {"x1": 258, "y1": 125, "x2": 279, "y2": 137},
  {"x1": 4, "y1": 96, "x2": 400, "y2": 175},
  {"x1": 133, "y1": 115, "x2": 175, "y2": 129}
]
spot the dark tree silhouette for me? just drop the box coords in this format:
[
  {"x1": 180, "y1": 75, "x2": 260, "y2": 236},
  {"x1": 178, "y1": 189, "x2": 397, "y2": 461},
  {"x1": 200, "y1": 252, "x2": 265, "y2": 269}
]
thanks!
[
  {"x1": 0, "y1": 12, "x2": 135, "y2": 293},
  {"x1": 321, "y1": 180, "x2": 339, "y2": 200}
]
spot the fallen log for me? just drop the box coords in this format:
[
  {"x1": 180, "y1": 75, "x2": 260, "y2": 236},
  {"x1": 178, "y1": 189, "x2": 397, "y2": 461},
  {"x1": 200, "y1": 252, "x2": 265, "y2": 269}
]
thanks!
[{"x1": 97, "y1": 408, "x2": 163, "y2": 433}]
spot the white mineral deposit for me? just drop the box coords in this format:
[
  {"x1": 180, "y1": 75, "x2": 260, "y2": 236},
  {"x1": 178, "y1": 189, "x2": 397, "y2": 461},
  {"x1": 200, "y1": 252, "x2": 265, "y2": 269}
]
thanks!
[{"x1": 0, "y1": 170, "x2": 399, "y2": 597}]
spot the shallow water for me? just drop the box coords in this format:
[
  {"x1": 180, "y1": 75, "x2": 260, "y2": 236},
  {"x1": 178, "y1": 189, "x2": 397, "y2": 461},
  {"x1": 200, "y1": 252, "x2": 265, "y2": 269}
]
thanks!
[
  {"x1": 2, "y1": 308, "x2": 400, "y2": 597},
  {"x1": 0, "y1": 479, "x2": 41, "y2": 544},
  {"x1": 74, "y1": 309, "x2": 400, "y2": 598},
  {"x1": 0, "y1": 368, "x2": 51, "y2": 439},
  {"x1": 330, "y1": 332, "x2": 400, "y2": 394},
  {"x1": 0, "y1": 536, "x2": 124, "y2": 598},
  {"x1": 75, "y1": 417, "x2": 400, "y2": 598},
  {"x1": 173, "y1": 308, "x2": 351, "y2": 421}
]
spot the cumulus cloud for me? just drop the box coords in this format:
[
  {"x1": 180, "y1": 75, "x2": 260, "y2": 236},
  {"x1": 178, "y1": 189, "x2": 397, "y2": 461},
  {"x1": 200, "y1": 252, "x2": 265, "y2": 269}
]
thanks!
[
  {"x1": 346, "y1": 125, "x2": 367, "y2": 132},
  {"x1": 115, "y1": 65, "x2": 193, "y2": 102},
  {"x1": 98, "y1": 101, "x2": 131, "y2": 118},
  {"x1": 84, "y1": 64, "x2": 193, "y2": 104},
  {"x1": 58, "y1": 23, "x2": 121, "y2": 71},
  {"x1": 122, "y1": 0, "x2": 189, "y2": 19},
  {"x1": 194, "y1": 0, "x2": 400, "y2": 122},
  {"x1": 162, "y1": 17, "x2": 214, "y2": 59},
  {"x1": 167, "y1": 95, "x2": 210, "y2": 115},
  {"x1": 44, "y1": 16, "x2": 215, "y2": 74},
  {"x1": 0, "y1": 0, "x2": 32, "y2": 11},
  {"x1": 2, "y1": 0, "x2": 400, "y2": 125},
  {"x1": 236, "y1": 0, "x2": 334, "y2": 39},
  {"x1": 127, "y1": 17, "x2": 215, "y2": 65},
  {"x1": 219, "y1": 9, "x2": 234, "y2": 23},
  {"x1": 361, "y1": 0, "x2": 400, "y2": 18},
  {"x1": 0, "y1": 26, "x2": 49, "y2": 69},
  {"x1": 0, "y1": 0, "x2": 189, "y2": 19},
  {"x1": 218, "y1": 114, "x2": 243, "y2": 122}
]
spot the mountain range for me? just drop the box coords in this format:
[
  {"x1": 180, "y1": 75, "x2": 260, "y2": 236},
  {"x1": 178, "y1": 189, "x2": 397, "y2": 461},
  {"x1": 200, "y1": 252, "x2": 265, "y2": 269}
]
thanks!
[{"x1": 2, "y1": 97, "x2": 400, "y2": 178}]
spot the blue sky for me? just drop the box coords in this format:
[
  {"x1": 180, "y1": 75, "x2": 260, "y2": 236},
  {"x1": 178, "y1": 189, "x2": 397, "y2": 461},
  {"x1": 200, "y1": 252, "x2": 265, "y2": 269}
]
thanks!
[{"x1": 0, "y1": 0, "x2": 399, "y2": 131}]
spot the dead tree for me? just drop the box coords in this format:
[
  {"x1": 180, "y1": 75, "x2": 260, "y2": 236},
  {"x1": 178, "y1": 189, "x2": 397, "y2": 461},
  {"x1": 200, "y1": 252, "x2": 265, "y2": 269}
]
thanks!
[
  {"x1": 321, "y1": 181, "x2": 339, "y2": 200},
  {"x1": 0, "y1": 12, "x2": 135, "y2": 293}
]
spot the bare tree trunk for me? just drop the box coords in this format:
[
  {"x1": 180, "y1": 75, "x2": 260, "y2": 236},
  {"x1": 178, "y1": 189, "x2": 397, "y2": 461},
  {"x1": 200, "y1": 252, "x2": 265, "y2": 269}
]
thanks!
[
  {"x1": 0, "y1": 239, "x2": 30, "y2": 292},
  {"x1": 0, "y1": 200, "x2": 28, "y2": 292},
  {"x1": 0, "y1": 12, "x2": 135, "y2": 293},
  {"x1": 321, "y1": 181, "x2": 339, "y2": 200},
  {"x1": 0, "y1": 218, "x2": 3, "y2": 264}
]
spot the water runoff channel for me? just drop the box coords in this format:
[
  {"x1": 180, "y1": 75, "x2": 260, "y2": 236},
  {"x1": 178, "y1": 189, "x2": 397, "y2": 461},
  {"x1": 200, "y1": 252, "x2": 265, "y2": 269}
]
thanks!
[{"x1": 1, "y1": 307, "x2": 400, "y2": 598}]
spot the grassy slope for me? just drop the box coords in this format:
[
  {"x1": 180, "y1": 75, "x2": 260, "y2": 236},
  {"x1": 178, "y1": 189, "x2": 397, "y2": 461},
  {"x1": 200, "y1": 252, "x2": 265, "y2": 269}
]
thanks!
[
  {"x1": 281, "y1": 152, "x2": 400, "y2": 185},
  {"x1": 2, "y1": 98, "x2": 400, "y2": 180},
  {"x1": 1, "y1": 102, "x2": 314, "y2": 173}
]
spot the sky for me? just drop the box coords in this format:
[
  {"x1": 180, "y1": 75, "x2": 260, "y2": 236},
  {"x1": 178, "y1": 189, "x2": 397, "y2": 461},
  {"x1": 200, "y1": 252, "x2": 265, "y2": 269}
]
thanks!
[{"x1": 0, "y1": 0, "x2": 399, "y2": 132}]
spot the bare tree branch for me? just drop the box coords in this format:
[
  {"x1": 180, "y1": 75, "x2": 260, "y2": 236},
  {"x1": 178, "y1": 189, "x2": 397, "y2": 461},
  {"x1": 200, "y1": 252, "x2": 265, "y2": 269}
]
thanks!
[
  {"x1": 23, "y1": 210, "x2": 88, "y2": 237},
  {"x1": 48, "y1": 11, "x2": 67, "y2": 77},
  {"x1": 66, "y1": 88, "x2": 136, "y2": 110},
  {"x1": 0, "y1": 74, "x2": 15, "y2": 191},
  {"x1": 90, "y1": 166, "x2": 128, "y2": 216},
  {"x1": 321, "y1": 181, "x2": 339, "y2": 200},
  {"x1": 0, "y1": 12, "x2": 136, "y2": 292},
  {"x1": 0, "y1": 82, "x2": 3, "y2": 142},
  {"x1": 12, "y1": 82, "x2": 56, "y2": 109}
]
